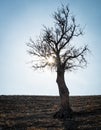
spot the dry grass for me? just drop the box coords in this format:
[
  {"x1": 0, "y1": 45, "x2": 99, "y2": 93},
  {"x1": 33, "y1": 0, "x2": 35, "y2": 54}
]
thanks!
[{"x1": 0, "y1": 95, "x2": 101, "y2": 130}]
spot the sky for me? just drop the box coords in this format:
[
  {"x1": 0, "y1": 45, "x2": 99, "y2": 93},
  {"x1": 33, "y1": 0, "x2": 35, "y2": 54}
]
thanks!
[{"x1": 0, "y1": 0, "x2": 101, "y2": 95}]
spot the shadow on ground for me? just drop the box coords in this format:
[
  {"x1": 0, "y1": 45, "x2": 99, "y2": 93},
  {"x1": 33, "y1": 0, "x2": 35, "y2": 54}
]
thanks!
[{"x1": 63, "y1": 108, "x2": 101, "y2": 130}]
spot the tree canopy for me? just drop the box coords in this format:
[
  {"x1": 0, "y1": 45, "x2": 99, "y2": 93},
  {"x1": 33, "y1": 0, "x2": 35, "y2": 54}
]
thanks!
[{"x1": 27, "y1": 5, "x2": 89, "y2": 72}]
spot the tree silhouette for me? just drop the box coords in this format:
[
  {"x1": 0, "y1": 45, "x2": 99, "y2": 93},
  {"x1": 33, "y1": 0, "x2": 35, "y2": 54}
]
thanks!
[{"x1": 27, "y1": 5, "x2": 89, "y2": 118}]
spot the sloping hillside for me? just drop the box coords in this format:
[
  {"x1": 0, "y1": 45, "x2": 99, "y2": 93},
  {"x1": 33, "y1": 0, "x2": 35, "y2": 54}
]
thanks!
[{"x1": 0, "y1": 95, "x2": 101, "y2": 130}]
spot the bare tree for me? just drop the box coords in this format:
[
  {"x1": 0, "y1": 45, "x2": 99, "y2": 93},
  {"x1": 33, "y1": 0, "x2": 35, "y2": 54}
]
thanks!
[{"x1": 27, "y1": 5, "x2": 89, "y2": 118}]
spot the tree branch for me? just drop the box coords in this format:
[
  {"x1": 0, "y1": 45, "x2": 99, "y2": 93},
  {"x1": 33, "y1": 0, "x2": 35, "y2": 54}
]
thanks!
[
  {"x1": 63, "y1": 45, "x2": 89, "y2": 70},
  {"x1": 27, "y1": 4, "x2": 89, "y2": 71}
]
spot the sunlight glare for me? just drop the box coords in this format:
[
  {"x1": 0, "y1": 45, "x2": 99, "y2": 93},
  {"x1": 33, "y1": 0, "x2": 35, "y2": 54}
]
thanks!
[{"x1": 47, "y1": 56, "x2": 55, "y2": 65}]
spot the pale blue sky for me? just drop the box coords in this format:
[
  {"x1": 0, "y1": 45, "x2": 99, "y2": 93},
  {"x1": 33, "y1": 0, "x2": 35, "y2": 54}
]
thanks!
[{"x1": 0, "y1": 0, "x2": 101, "y2": 95}]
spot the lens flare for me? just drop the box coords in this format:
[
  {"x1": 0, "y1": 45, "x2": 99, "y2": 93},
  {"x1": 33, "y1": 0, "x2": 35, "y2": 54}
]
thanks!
[{"x1": 47, "y1": 56, "x2": 55, "y2": 65}]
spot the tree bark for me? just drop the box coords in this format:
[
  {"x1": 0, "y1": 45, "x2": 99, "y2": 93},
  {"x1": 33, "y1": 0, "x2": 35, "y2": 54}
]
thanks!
[{"x1": 54, "y1": 67, "x2": 72, "y2": 118}]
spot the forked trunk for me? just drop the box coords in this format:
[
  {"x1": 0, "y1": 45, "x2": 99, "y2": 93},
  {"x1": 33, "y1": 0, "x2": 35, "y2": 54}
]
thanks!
[{"x1": 54, "y1": 68, "x2": 72, "y2": 118}]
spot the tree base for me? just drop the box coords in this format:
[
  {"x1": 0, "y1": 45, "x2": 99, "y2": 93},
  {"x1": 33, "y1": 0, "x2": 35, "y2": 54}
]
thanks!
[{"x1": 53, "y1": 108, "x2": 72, "y2": 119}]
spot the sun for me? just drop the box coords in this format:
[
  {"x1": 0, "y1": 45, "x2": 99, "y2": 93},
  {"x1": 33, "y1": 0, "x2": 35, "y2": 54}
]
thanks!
[{"x1": 47, "y1": 56, "x2": 55, "y2": 65}]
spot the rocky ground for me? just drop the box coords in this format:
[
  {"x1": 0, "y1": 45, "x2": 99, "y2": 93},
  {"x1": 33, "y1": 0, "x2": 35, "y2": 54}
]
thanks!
[{"x1": 0, "y1": 95, "x2": 101, "y2": 130}]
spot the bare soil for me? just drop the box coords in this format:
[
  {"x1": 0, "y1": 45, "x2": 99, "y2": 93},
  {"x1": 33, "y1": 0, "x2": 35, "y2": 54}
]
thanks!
[{"x1": 0, "y1": 95, "x2": 101, "y2": 130}]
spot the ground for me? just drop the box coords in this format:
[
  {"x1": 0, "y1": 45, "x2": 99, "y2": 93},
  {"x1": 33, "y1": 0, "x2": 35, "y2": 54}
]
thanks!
[{"x1": 0, "y1": 95, "x2": 101, "y2": 130}]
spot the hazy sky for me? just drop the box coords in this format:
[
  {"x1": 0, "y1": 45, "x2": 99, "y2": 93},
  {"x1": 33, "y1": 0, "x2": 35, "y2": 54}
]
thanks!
[{"x1": 0, "y1": 0, "x2": 101, "y2": 95}]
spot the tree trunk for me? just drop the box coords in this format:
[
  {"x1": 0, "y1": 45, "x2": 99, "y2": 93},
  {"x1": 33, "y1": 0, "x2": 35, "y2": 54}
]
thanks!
[{"x1": 54, "y1": 67, "x2": 72, "y2": 119}]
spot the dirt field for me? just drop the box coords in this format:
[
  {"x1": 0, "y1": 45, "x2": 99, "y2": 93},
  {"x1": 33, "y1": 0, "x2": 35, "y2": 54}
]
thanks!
[{"x1": 0, "y1": 95, "x2": 101, "y2": 130}]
